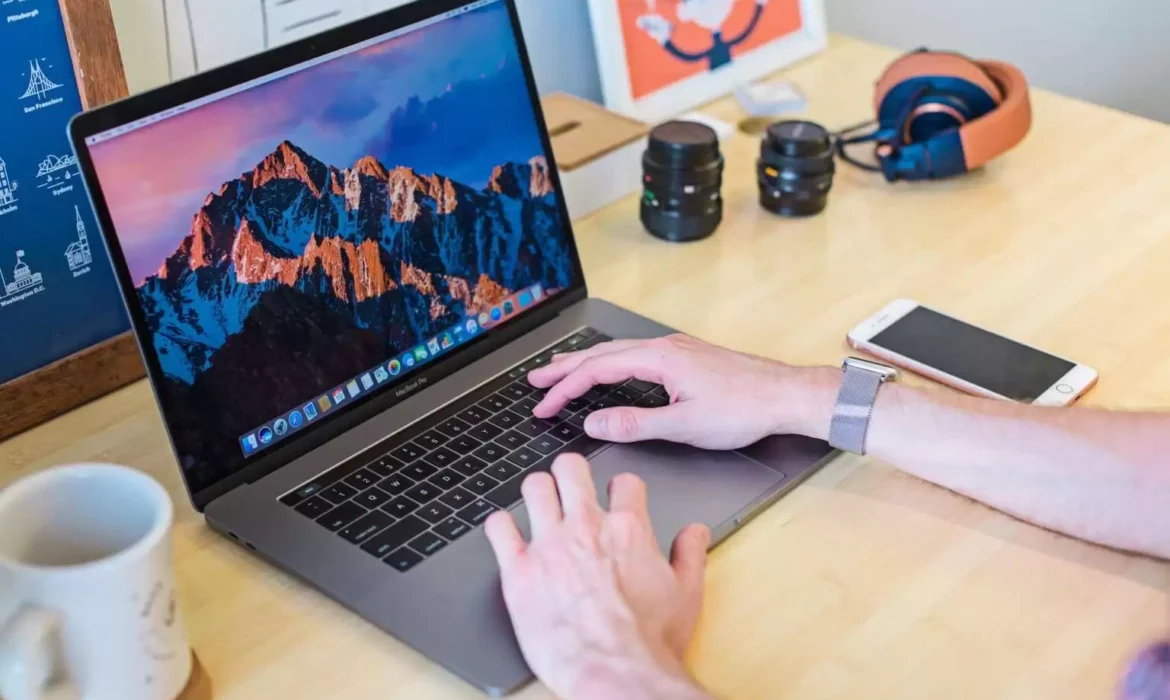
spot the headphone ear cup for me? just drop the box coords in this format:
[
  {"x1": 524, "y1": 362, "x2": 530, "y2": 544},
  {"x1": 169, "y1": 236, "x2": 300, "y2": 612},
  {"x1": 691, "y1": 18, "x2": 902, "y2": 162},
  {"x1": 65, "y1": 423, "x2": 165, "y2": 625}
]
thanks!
[
  {"x1": 874, "y1": 52, "x2": 1004, "y2": 146},
  {"x1": 874, "y1": 51, "x2": 1003, "y2": 114}
]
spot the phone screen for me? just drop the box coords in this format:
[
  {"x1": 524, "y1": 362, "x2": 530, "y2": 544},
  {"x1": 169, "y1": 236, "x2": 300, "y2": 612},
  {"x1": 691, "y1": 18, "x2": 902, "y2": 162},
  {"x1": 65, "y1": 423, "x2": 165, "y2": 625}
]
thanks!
[{"x1": 869, "y1": 307, "x2": 1075, "y2": 402}]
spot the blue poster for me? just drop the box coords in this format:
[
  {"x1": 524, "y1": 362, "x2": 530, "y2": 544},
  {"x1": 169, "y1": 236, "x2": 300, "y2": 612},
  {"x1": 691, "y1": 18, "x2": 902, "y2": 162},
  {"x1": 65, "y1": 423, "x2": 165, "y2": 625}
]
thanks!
[{"x1": 0, "y1": 0, "x2": 129, "y2": 384}]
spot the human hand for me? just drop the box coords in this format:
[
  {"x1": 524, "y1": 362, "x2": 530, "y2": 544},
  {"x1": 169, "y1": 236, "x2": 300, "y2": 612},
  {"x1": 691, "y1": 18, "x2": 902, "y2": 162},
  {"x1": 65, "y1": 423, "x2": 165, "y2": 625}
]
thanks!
[
  {"x1": 637, "y1": 13, "x2": 674, "y2": 45},
  {"x1": 484, "y1": 455, "x2": 712, "y2": 700},
  {"x1": 528, "y1": 334, "x2": 838, "y2": 450}
]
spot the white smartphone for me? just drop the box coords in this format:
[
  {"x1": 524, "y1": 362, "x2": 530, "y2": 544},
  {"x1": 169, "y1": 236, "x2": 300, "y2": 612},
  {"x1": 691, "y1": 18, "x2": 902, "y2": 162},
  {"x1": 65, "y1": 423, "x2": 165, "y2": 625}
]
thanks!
[{"x1": 847, "y1": 299, "x2": 1098, "y2": 406}]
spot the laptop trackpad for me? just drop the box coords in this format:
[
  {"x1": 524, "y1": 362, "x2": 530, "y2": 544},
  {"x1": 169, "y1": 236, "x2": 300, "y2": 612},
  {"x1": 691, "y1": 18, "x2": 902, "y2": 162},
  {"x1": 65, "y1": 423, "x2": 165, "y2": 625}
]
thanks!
[{"x1": 579, "y1": 441, "x2": 784, "y2": 553}]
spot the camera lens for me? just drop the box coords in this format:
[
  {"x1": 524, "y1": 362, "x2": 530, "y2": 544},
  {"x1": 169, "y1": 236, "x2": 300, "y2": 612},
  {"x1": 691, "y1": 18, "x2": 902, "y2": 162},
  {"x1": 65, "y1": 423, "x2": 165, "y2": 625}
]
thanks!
[
  {"x1": 641, "y1": 121, "x2": 724, "y2": 242},
  {"x1": 758, "y1": 120, "x2": 835, "y2": 217}
]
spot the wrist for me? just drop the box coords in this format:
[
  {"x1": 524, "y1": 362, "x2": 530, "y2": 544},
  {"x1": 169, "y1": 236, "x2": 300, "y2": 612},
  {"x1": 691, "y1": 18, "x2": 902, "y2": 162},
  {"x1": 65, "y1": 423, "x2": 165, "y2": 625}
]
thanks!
[
  {"x1": 569, "y1": 643, "x2": 706, "y2": 700},
  {"x1": 768, "y1": 365, "x2": 842, "y2": 441}
]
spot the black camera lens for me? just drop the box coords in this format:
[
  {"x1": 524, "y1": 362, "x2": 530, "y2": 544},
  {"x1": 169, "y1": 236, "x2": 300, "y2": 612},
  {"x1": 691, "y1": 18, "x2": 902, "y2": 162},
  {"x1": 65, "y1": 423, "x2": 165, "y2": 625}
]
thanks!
[
  {"x1": 758, "y1": 120, "x2": 835, "y2": 217},
  {"x1": 641, "y1": 121, "x2": 724, "y2": 242}
]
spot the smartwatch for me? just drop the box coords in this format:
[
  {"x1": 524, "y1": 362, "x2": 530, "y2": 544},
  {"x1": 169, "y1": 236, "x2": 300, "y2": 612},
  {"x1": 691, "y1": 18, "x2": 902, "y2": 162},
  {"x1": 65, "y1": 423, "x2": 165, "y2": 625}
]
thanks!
[{"x1": 828, "y1": 358, "x2": 899, "y2": 455}]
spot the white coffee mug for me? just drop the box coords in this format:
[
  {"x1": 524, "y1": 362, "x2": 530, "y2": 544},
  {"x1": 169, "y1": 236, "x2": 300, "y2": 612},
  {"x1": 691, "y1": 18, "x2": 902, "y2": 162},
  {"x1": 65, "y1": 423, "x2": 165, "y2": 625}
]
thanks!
[{"x1": 0, "y1": 464, "x2": 192, "y2": 700}]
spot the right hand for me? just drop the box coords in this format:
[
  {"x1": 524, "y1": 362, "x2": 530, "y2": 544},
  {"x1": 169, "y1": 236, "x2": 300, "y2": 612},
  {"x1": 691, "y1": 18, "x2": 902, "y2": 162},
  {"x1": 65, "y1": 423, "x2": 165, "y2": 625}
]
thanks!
[
  {"x1": 636, "y1": 14, "x2": 674, "y2": 46},
  {"x1": 528, "y1": 335, "x2": 838, "y2": 450}
]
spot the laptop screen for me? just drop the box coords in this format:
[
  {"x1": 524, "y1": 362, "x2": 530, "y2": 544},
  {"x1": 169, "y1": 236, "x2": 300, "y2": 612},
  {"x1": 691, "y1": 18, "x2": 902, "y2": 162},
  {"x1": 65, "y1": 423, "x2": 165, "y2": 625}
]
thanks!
[{"x1": 81, "y1": 0, "x2": 578, "y2": 496}]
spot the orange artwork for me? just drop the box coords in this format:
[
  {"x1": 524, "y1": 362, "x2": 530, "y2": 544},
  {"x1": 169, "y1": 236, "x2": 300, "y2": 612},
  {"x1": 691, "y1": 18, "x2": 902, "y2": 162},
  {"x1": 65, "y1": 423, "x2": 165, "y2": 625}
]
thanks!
[{"x1": 618, "y1": 0, "x2": 805, "y2": 100}]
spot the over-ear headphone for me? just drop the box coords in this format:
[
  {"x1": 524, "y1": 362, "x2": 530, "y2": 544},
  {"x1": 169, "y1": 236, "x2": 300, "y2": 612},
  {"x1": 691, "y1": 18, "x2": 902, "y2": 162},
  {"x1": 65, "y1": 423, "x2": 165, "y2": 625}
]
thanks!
[{"x1": 836, "y1": 49, "x2": 1032, "y2": 182}]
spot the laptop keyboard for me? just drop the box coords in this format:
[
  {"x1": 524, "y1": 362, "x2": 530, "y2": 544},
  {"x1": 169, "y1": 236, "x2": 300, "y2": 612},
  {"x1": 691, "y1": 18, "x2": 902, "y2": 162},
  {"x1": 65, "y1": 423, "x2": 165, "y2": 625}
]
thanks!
[{"x1": 278, "y1": 328, "x2": 669, "y2": 573}]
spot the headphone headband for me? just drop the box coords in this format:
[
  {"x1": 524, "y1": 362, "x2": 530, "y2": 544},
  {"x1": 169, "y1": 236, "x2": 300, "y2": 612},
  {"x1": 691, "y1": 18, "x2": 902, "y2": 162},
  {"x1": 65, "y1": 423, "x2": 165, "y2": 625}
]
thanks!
[{"x1": 853, "y1": 49, "x2": 1032, "y2": 181}]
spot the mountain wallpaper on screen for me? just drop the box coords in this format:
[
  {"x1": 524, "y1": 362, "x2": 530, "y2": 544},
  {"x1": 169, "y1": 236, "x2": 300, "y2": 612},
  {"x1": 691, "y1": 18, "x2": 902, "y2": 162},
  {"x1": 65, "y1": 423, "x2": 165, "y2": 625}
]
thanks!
[{"x1": 136, "y1": 142, "x2": 572, "y2": 488}]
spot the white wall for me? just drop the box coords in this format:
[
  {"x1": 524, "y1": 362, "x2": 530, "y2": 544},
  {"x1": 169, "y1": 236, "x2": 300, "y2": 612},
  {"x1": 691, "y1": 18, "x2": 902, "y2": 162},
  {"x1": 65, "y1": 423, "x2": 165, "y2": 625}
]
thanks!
[
  {"x1": 825, "y1": 0, "x2": 1170, "y2": 123},
  {"x1": 106, "y1": 0, "x2": 603, "y2": 101}
]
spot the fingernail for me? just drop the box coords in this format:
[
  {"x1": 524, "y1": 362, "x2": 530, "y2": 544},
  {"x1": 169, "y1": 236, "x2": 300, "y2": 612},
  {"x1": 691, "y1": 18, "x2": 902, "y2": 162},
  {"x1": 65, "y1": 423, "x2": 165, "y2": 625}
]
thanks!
[{"x1": 584, "y1": 412, "x2": 607, "y2": 438}]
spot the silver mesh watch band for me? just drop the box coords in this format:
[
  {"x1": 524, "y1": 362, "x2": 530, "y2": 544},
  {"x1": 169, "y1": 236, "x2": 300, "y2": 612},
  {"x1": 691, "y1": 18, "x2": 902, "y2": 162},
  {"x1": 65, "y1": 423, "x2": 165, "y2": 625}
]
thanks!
[{"x1": 828, "y1": 358, "x2": 899, "y2": 455}]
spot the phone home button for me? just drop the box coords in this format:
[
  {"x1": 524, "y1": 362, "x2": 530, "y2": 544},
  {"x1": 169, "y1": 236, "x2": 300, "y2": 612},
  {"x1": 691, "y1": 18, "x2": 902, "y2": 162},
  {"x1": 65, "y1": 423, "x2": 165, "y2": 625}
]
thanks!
[{"x1": 1056, "y1": 384, "x2": 1075, "y2": 394}]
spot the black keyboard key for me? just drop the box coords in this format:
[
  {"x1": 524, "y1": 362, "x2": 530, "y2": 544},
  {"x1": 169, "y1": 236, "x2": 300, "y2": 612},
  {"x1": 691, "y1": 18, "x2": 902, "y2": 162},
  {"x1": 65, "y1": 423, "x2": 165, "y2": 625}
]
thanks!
[
  {"x1": 469, "y1": 422, "x2": 504, "y2": 442},
  {"x1": 423, "y1": 447, "x2": 459, "y2": 469},
  {"x1": 382, "y1": 496, "x2": 420, "y2": 518},
  {"x1": 609, "y1": 386, "x2": 640, "y2": 405},
  {"x1": 447, "y1": 435, "x2": 482, "y2": 455},
  {"x1": 321, "y1": 482, "x2": 357, "y2": 505},
  {"x1": 486, "y1": 461, "x2": 521, "y2": 482},
  {"x1": 565, "y1": 398, "x2": 589, "y2": 412},
  {"x1": 495, "y1": 431, "x2": 529, "y2": 451},
  {"x1": 474, "y1": 442, "x2": 508, "y2": 463},
  {"x1": 566, "y1": 413, "x2": 586, "y2": 429},
  {"x1": 530, "y1": 353, "x2": 553, "y2": 368},
  {"x1": 457, "y1": 499, "x2": 497, "y2": 525},
  {"x1": 384, "y1": 547, "x2": 424, "y2": 572},
  {"x1": 635, "y1": 393, "x2": 669, "y2": 409},
  {"x1": 512, "y1": 396, "x2": 540, "y2": 415},
  {"x1": 365, "y1": 455, "x2": 403, "y2": 478},
  {"x1": 428, "y1": 469, "x2": 464, "y2": 490},
  {"x1": 436, "y1": 417, "x2": 471, "y2": 439},
  {"x1": 555, "y1": 408, "x2": 574, "y2": 422},
  {"x1": 582, "y1": 386, "x2": 610, "y2": 403},
  {"x1": 529, "y1": 434, "x2": 564, "y2": 456},
  {"x1": 458, "y1": 405, "x2": 490, "y2": 425},
  {"x1": 451, "y1": 455, "x2": 487, "y2": 477},
  {"x1": 506, "y1": 447, "x2": 543, "y2": 470},
  {"x1": 440, "y1": 487, "x2": 476, "y2": 509},
  {"x1": 550, "y1": 423, "x2": 583, "y2": 442},
  {"x1": 555, "y1": 332, "x2": 590, "y2": 352},
  {"x1": 283, "y1": 482, "x2": 324, "y2": 506},
  {"x1": 625, "y1": 379, "x2": 657, "y2": 394},
  {"x1": 391, "y1": 442, "x2": 426, "y2": 463},
  {"x1": 490, "y1": 410, "x2": 524, "y2": 431},
  {"x1": 343, "y1": 468, "x2": 379, "y2": 490},
  {"x1": 317, "y1": 501, "x2": 367, "y2": 531},
  {"x1": 404, "y1": 462, "x2": 438, "y2": 480},
  {"x1": 354, "y1": 487, "x2": 394, "y2": 510},
  {"x1": 418, "y1": 501, "x2": 454, "y2": 524},
  {"x1": 500, "y1": 383, "x2": 533, "y2": 400},
  {"x1": 376, "y1": 473, "x2": 415, "y2": 496},
  {"x1": 514, "y1": 418, "x2": 554, "y2": 439},
  {"x1": 590, "y1": 397, "x2": 618, "y2": 412},
  {"x1": 463, "y1": 473, "x2": 500, "y2": 495},
  {"x1": 480, "y1": 394, "x2": 512, "y2": 413},
  {"x1": 361, "y1": 516, "x2": 428, "y2": 558},
  {"x1": 434, "y1": 517, "x2": 472, "y2": 541},
  {"x1": 294, "y1": 496, "x2": 332, "y2": 518},
  {"x1": 339, "y1": 510, "x2": 394, "y2": 544},
  {"x1": 415, "y1": 431, "x2": 447, "y2": 450},
  {"x1": 405, "y1": 482, "x2": 441, "y2": 504},
  {"x1": 409, "y1": 532, "x2": 448, "y2": 556},
  {"x1": 651, "y1": 386, "x2": 668, "y2": 399}
]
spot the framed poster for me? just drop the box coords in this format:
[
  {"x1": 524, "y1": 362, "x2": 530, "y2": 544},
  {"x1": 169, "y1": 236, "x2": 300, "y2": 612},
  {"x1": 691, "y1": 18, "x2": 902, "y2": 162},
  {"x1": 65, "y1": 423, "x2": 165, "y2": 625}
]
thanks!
[
  {"x1": 588, "y1": 0, "x2": 827, "y2": 122},
  {"x1": 0, "y1": 0, "x2": 143, "y2": 440}
]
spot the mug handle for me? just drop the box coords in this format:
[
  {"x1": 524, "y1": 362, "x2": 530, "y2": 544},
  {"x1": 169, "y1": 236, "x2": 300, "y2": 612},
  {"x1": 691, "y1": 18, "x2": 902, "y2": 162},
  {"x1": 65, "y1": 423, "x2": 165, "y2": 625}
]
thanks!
[{"x1": 0, "y1": 607, "x2": 78, "y2": 700}]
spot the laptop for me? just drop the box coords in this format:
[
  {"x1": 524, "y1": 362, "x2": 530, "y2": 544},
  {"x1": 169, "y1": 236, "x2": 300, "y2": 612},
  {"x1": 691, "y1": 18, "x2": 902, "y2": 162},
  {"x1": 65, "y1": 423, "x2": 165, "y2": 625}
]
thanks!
[{"x1": 69, "y1": 0, "x2": 836, "y2": 693}]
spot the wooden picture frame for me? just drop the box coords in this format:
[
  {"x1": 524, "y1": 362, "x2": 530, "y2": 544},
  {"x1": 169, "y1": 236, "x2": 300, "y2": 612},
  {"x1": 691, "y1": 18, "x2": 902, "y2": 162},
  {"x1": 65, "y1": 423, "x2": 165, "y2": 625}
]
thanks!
[
  {"x1": 587, "y1": 0, "x2": 827, "y2": 123},
  {"x1": 0, "y1": 0, "x2": 144, "y2": 441}
]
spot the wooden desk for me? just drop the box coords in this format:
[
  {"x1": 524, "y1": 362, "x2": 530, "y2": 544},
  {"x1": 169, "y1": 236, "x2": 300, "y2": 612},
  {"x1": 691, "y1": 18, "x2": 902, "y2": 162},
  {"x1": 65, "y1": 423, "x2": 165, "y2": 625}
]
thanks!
[{"x1": 4, "y1": 35, "x2": 1169, "y2": 699}]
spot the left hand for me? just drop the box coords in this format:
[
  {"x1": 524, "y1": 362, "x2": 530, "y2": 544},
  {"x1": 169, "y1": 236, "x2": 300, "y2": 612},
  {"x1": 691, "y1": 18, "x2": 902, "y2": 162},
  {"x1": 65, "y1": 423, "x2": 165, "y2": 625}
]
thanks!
[{"x1": 484, "y1": 455, "x2": 712, "y2": 700}]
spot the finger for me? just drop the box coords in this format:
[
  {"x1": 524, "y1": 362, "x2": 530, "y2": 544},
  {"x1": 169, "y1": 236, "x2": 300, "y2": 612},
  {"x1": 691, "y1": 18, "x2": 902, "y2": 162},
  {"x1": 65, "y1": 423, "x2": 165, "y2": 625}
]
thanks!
[
  {"x1": 607, "y1": 472, "x2": 651, "y2": 525},
  {"x1": 528, "y1": 339, "x2": 644, "y2": 388},
  {"x1": 584, "y1": 403, "x2": 693, "y2": 443},
  {"x1": 668, "y1": 523, "x2": 710, "y2": 655},
  {"x1": 671, "y1": 523, "x2": 710, "y2": 600},
  {"x1": 521, "y1": 471, "x2": 562, "y2": 538},
  {"x1": 550, "y1": 454, "x2": 599, "y2": 519},
  {"x1": 484, "y1": 511, "x2": 526, "y2": 572},
  {"x1": 533, "y1": 349, "x2": 666, "y2": 418}
]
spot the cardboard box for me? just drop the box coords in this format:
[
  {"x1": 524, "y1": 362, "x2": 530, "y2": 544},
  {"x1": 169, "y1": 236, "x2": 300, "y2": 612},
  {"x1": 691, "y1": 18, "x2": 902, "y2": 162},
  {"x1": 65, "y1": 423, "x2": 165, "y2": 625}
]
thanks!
[{"x1": 541, "y1": 93, "x2": 650, "y2": 221}]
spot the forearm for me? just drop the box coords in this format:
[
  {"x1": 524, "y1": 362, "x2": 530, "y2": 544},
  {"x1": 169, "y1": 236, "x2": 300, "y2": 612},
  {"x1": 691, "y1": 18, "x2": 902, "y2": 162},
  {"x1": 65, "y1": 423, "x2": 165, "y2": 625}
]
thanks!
[{"x1": 784, "y1": 368, "x2": 1170, "y2": 559}]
